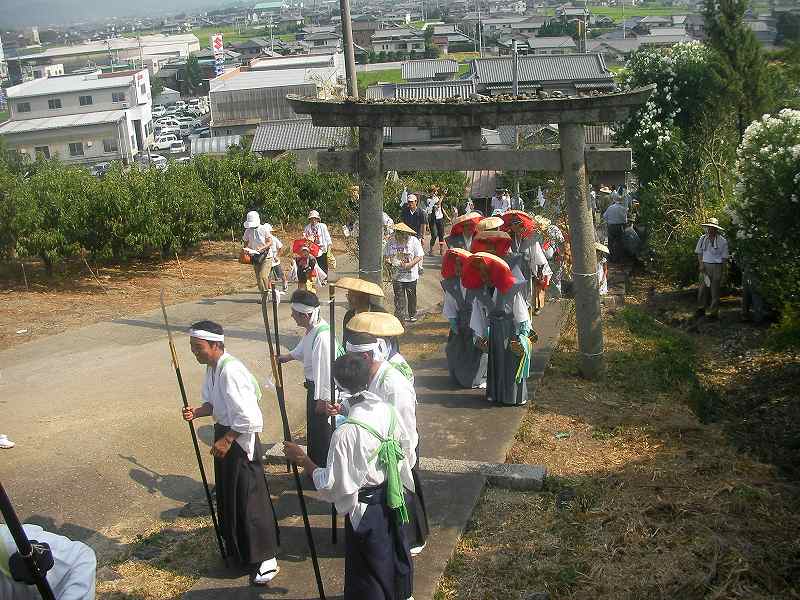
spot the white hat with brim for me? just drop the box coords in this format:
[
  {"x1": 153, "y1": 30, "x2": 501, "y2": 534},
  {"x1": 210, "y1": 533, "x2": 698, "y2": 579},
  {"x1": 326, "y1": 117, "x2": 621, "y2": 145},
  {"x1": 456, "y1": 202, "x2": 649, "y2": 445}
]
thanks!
[
  {"x1": 393, "y1": 222, "x2": 417, "y2": 235},
  {"x1": 595, "y1": 242, "x2": 610, "y2": 254},
  {"x1": 346, "y1": 311, "x2": 405, "y2": 337},
  {"x1": 334, "y1": 277, "x2": 385, "y2": 297},
  {"x1": 308, "y1": 210, "x2": 321, "y2": 220},
  {"x1": 701, "y1": 218, "x2": 724, "y2": 231},
  {"x1": 599, "y1": 186, "x2": 613, "y2": 194},
  {"x1": 244, "y1": 211, "x2": 261, "y2": 228}
]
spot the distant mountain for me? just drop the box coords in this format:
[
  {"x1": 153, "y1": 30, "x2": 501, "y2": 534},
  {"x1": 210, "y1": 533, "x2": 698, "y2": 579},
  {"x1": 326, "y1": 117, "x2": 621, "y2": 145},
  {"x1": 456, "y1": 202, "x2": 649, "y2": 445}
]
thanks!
[{"x1": 0, "y1": 0, "x2": 234, "y2": 27}]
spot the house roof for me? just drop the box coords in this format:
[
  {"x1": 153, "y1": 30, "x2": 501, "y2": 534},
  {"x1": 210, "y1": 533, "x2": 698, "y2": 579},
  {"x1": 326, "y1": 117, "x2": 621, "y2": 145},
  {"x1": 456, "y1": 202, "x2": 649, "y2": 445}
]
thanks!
[
  {"x1": 210, "y1": 65, "x2": 337, "y2": 92},
  {"x1": 647, "y1": 27, "x2": 688, "y2": 36},
  {"x1": 191, "y1": 135, "x2": 242, "y2": 155},
  {"x1": 305, "y1": 31, "x2": 341, "y2": 41},
  {"x1": 372, "y1": 28, "x2": 425, "y2": 40},
  {"x1": 469, "y1": 53, "x2": 612, "y2": 85},
  {"x1": 639, "y1": 15, "x2": 672, "y2": 24},
  {"x1": 12, "y1": 34, "x2": 199, "y2": 61},
  {"x1": 587, "y1": 39, "x2": 642, "y2": 54},
  {"x1": 401, "y1": 59, "x2": 459, "y2": 80},
  {"x1": 251, "y1": 118, "x2": 350, "y2": 151},
  {"x1": 0, "y1": 109, "x2": 126, "y2": 135},
  {"x1": 366, "y1": 79, "x2": 476, "y2": 100},
  {"x1": 7, "y1": 72, "x2": 138, "y2": 98},
  {"x1": 526, "y1": 35, "x2": 576, "y2": 49},
  {"x1": 639, "y1": 33, "x2": 692, "y2": 44}
]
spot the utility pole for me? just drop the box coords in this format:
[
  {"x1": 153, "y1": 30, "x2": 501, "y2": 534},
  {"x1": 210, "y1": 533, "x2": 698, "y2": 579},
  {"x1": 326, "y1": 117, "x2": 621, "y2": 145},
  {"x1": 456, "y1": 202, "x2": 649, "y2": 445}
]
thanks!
[
  {"x1": 512, "y1": 39, "x2": 520, "y2": 201},
  {"x1": 339, "y1": 0, "x2": 358, "y2": 97},
  {"x1": 622, "y1": 0, "x2": 625, "y2": 39}
]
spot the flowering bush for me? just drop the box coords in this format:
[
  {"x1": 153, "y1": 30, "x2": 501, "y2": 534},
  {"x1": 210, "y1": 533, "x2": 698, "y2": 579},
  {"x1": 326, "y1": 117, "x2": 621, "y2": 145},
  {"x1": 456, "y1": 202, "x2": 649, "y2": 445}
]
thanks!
[{"x1": 729, "y1": 109, "x2": 800, "y2": 310}]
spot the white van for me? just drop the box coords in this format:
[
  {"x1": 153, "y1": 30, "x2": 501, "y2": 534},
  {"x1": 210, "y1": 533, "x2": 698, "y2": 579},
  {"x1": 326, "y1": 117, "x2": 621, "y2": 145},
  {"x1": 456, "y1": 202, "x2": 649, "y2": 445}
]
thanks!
[{"x1": 150, "y1": 134, "x2": 179, "y2": 151}]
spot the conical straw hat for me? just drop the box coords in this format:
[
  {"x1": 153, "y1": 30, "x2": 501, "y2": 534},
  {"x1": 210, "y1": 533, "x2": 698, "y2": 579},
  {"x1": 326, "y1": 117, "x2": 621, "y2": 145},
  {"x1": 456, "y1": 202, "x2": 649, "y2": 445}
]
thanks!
[
  {"x1": 334, "y1": 277, "x2": 384, "y2": 297},
  {"x1": 346, "y1": 311, "x2": 405, "y2": 337}
]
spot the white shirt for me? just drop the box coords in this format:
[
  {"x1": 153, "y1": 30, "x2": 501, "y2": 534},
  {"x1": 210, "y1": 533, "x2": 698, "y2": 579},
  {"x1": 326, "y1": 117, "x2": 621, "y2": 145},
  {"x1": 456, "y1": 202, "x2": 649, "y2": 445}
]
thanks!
[
  {"x1": 264, "y1": 234, "x2": 283, "y2": 266},
  {"x1": 597, "y1": 257, "x2": 608, "y2": 295},
  {"x1": 590, "y1": 190, "x2": 598, "y2": 211},
  {"x1": 242, "y1": 225, "x2": 270, "y2": 254},
  {"x1": 469, "y1": 288, "x2": 530, "y2": 338},
  {"x1": 491, "y1": 194, "x2": 511, "y2": 213},
  {"x1": 603, "y1": 202, "x2": 628, "y2": 225},
  {"x1": 202, "y1": 352, "x2": 263, "y2": 460},
  {"x1": 303, "y1": 222, "x2": 332, "y2": 255},
  {"x1": 443, "y1": 282, "x2": 467, "y2": 320},
  {"x1": 290, "y1": 320, "x2": 332, "y2": 402},
  {"x1": 385, "y1": 236, "x2": 424, "y2": 283},
  {"x1": 532, "y1": 241, "x2": 553, "y2": 277},
  {"x1": 695, "y1": 233, "x2": 729, "y2": 264},
  {"x1": 0, "y1": 524, "x2": 96, "y2": 600},
  {"x1": 312, "y1": 392, "x2": 415, "y2": 530},
  {"x1": 425, "y1": 195, "x2": 444, "y2": 220}
]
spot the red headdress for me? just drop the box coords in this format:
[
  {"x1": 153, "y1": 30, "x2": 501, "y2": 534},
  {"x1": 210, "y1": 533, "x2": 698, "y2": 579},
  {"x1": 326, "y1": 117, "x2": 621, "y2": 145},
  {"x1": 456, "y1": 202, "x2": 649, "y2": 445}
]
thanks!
[
  {"x1": 462, "y1": 252, "x2": 516, "y2": 294},
  {"x1": 441, "y1": 248, "x2": 472, "y2": 278},
  {"x1": 500, "y1": 210, "x2": 535, "y2": 238},
  {"x1": 292, "y1": 238, "x2": 320, "y2": 256},
  {"x1": 449, "y1": 212, "x2": 482, "y2": 237},
  {"x1": 470, "y1": 230, "x2": 512, "y2": 256}
]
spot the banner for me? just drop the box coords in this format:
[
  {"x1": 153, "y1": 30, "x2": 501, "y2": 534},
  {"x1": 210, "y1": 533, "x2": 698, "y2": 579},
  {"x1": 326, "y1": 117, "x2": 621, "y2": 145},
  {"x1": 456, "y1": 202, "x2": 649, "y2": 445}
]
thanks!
[{"x1": 211, "y1": 33, "x2": 224, "y2": 77}]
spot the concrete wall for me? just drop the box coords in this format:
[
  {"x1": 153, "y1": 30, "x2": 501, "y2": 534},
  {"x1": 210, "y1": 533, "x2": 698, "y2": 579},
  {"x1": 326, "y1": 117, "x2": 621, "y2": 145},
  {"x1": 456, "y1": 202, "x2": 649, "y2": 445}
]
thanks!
[
  {"x1": 210, "y1": 82, "x2": 315, "y2": 125},
  {"x1": 4, "y1": 120, "x2": 135, "y2": 165}
]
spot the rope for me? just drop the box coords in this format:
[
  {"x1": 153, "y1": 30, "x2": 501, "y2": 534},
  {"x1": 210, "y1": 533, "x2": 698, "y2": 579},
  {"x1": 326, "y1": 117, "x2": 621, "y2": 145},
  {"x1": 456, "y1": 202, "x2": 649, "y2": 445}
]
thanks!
[
  {"x1": 572, "y1": 271, "x2": 598, "y2": 277},
  {"x1": 579, "y1": 350, "x2": 605, "y2": 357}
]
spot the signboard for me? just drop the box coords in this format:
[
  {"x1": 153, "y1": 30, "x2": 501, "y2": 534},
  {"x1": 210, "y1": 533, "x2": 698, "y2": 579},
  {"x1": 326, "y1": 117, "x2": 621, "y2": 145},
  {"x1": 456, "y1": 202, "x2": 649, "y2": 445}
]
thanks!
[{"x1": 211, "y1": 33, "x2": 224, "y2": 77}]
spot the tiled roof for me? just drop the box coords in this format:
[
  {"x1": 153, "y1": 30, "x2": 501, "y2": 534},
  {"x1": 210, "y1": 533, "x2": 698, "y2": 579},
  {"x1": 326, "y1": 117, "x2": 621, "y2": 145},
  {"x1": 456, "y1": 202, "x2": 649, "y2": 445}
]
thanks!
[
  {"x1": 251, "y1": 118, "x2": 351, "y2": 152},
  {"x1": 469, "y1": 53, "x2": 612, "y2": 85},
  {"x1": 401, "y1": 59, "x2": 459, "y2": 81},
  {"x1": 372, "y1": 28, "x2": 425, "y2": 40},
  {"x1": 526, "y1": 35, "x2": 576, "y2": 49},
  {"x1": 366, "y1": 79, "x2": 476, "y2": 100}
]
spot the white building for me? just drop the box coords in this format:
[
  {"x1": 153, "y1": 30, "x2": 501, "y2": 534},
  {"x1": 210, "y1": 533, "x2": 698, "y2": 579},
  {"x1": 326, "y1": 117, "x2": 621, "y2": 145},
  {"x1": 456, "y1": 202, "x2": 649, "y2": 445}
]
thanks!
[{"x1": 0, "y1": 70, "x2": 154, "y2": 165}]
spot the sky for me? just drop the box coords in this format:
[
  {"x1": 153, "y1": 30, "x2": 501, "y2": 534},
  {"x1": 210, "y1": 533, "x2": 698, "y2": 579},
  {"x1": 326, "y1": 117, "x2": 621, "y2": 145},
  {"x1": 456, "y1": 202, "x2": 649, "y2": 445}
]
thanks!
[{"x1": 0, "y1": 0, "x2": 219, "y2": 28}]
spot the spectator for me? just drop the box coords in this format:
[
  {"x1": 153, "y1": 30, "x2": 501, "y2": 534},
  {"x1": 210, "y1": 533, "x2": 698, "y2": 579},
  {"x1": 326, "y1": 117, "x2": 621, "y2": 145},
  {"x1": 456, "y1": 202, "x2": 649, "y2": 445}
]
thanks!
[
  {"x1": 425, "y1": 187, "x2": 445, "y2": 256},
  {"x1": 295, "y1": 243, "x2": 318, "y2": 293},
  {"x1": 400, "y1": 194, "x2": 426, "y2": 239},
  {"x1": 602, "y1": 194, "x2": 628, "y2": 263},
  {"x1": 385, "y1": 223, "x2": 425, "y2": 322},
  {"x1": 303, "y1": 210, "x2": 333, "y2": 276},
  {"x1": 242, "y1": 211, "x2": 273, "y2": 294},
  {"x1": 695, "y1": 218, "x2": 729, "y2": 320}
]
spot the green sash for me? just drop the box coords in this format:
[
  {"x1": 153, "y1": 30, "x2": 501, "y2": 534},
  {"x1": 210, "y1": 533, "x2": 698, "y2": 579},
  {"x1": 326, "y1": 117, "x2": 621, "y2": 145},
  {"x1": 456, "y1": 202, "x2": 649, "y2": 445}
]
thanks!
[{"x1": 344, "y1": 407, "x2": 409, "y2": 524}]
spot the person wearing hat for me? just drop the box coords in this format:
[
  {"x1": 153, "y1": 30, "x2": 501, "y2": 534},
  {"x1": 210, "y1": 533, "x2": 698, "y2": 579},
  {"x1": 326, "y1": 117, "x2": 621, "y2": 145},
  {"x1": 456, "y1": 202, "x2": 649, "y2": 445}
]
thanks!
[
  {"x1": 304, "y1": 210, "x2": 333, "y2": 277},
  {"x1": 446, "y1": 212, "x2": 481, "y2": 250},
  {"x1": 284, "y1": 353, "x2": 415, "y2": 600},
  {"x1": 464, "y1": 252, "x2": 533, "y2": 406},
  {"x1": 182, "y1": 320, "x2": 280, "y2": 585},
  {"x1": 293, "y1": 241, "x2": 319, "y2": 293},
  {"x1": 258, "y1": 222, "x2": 289, "y2": 292},
  {"x1": 442, "y1": 248, "x2": 487, "y2": 389},
  {"x1": 501, "y1": 211, "x2": 536, "y2": 303},
  {"x1": 424, "y1": 187, "x2": 446, "y2": 256},
  {"x1": 529, "y1": 216, "x2": 553, "y2": 315},
  {"x1": 491, "y1": 189, "x2": 511, "y2": 214},
  {"x1": 695, "y1": 218, "x2": 728, "y2": 319},
  {"x1": 602, "y1": 193, "x2": 628, "y2": 263},
  {"x1": 595, "y1": 242, "x2": 610, "y2": 296},
  {"x1": 338, "y1": 277, "x2": 400, "y2": 358},
  {"x1": 333, "y1": 322, "x2": 428, "y2": 556},
  {"x1": 476, "y1": 215, "x2": 505, "y2": 233},
  {"x1": 279, "y1": 290, "x2": 337, "y2": 466},
  {"x1": 542, "y1": 223, "x2": 567, "y2": 298},
  {"x1": 385, "y1": 222, "x2": 425, "y2": 322},
  {"x1": 242, "y1": 211, "x2": 275, "y2": 294},
  {"x1": 400, "y1": 194, "x2": 426, "y2": 240}
]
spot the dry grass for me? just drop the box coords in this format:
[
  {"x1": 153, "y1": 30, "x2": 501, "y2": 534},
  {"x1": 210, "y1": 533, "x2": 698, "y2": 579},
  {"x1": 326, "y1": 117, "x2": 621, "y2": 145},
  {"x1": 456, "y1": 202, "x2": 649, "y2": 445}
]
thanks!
[{"x1": 437, "y1": 279, "x2": 800, "y2": 600}]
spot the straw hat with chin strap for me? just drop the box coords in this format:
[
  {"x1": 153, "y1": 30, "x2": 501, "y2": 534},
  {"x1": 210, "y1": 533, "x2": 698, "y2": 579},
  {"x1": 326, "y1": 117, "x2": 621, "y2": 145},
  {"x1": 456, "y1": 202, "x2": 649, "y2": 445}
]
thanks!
[
  {"x1": 333, "y1": 277, "x2": 385, "y2": 297},
  {"x1": 346, "y1": 311, "x2": 405, "y2": 337},
  {"x1": 477, "y1": 216, "x2": 504, "y2": 232},
  {"x1": 393, "y1": 222, "x2": 417, "y2": 235}
]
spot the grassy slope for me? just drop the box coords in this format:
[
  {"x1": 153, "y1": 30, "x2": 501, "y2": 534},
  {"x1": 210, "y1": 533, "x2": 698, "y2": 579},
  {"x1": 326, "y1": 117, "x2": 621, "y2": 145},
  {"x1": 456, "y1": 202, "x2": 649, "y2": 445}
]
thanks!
[{"x1": 357, "y1": 68, "x2": 404, "y2": 95}]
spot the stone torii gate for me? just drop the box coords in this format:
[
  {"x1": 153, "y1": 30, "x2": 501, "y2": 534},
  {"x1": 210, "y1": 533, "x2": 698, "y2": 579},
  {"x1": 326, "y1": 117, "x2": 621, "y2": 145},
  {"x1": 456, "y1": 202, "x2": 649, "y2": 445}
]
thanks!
[{"x1": 289, "y1": 85, "x2": 653, "y2": 378}]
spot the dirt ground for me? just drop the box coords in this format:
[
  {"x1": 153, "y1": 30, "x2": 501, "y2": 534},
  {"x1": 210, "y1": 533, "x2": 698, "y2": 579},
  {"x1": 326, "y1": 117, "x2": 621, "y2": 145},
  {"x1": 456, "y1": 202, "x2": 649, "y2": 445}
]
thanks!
[
  {"x1": 0, "y1": 229, "x2": 351, "y2": 349},
  {"x1": 437, "y1": 274, "x2": 800, "y2": 600}
]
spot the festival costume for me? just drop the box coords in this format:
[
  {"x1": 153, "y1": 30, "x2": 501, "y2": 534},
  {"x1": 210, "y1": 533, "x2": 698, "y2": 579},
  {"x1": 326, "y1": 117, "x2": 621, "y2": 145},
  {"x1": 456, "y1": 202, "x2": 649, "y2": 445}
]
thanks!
[
  {"x1": 304, "y1": 221, "x2": 333, "y2": 274},
  {"x1": 463, "y1": 253, "x2": 533, "y2": 406},
  {"x1": 202, "y1": 353, "x2": 279, "y2": 566},
  {"x1": 313, "y1": 392, "x2": 414, "y2": 600}
]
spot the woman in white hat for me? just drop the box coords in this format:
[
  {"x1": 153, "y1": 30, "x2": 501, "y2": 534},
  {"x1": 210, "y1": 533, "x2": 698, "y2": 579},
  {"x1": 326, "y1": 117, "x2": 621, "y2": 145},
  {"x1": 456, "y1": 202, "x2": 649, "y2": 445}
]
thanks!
[
  {"x1": 695, "y1": 217, "x2": 728, "y2": 319},
  {"x1": 242, "y1": 211, "x2": 274, "y2": 294},
  {"x1": 303, "y1": 210, "x2": 333, "y2": 277}
]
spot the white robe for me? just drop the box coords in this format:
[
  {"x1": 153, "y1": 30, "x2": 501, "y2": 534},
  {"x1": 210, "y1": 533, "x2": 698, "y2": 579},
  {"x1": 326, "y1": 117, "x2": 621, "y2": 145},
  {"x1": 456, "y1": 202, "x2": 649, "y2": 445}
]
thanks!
[
  {"x1": 303, "y1": 222, "x2": 333, "y2": 255},
  {"x1": 202, "y1": 352, "x2": 263, "y2": 461},
  {"x1": 0, "y1": 525, "x2": 96, "y2": 600},
  {"x1": 290, "y1": 320, "x2": 332, "y2": 402},
  {"x1": 312, "y1": 392, "x2": 415, "y2": 530}
]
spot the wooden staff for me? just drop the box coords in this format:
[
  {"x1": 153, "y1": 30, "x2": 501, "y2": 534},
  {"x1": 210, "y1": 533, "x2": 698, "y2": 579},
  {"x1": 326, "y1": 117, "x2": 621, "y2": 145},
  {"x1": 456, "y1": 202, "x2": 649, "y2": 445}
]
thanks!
[
  {"x1": 271, "y1": 288, "x2": 292, "y2": 475},
  {"x1": 328, "y1": 283, "x2": 337, "y2": 544},
  {"x1": 159, "y1": 289, "x2": 227, "y2": 564},
  {"x1": 262, "y1": 287, "x2": 327, "y2": 600},
  {"x1": 0, "y1": 481, "x2": 56, "y2": 600}
]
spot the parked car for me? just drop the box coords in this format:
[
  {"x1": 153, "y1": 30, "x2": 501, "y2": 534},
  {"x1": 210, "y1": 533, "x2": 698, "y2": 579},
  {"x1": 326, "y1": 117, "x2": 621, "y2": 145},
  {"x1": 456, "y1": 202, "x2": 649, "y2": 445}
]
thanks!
[
  {"x1": 169, "y1": 140, "x2": 186, "y2": 154},
  {"x1": 155, "y1": 117, "x2": 180, "y2": 128},
  {"x1": 175, "y1": 100, "x2": 187, "y2": 111},
  {"x1": 149, "y1": 154, "x2": 167, "y2": 170},
  {"x1": 91, "y1": 162, "x2": 112, "y2": 177},
  {"x1": 152, "y1": 105, "x2": 166, "y2": 118},
  {"x1": 157, "y1": 126, "x2": 181, "y2": 138},
  {"x1": 150, "y1": 134, "x2": 179, "y2": 151},
  {"x1": 189, "y1": 126, "x2": 211, "y2": 139},
  {"x1": 164, "y1": 106, "x2": 180, "y2": 116}
]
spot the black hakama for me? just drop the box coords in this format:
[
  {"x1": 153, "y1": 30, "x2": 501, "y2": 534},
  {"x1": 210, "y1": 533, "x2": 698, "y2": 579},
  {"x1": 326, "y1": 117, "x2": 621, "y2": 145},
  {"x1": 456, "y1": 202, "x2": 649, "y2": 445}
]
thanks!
[
  {"x1": 345, "y1": 485, "x2": 414, "y2": 600},
  {"x1": 213, "y1": 424, "x2": 279, "y2": 566},
  {"x1": 305, "y1": 379, "x2": 332, "y2": 466}
]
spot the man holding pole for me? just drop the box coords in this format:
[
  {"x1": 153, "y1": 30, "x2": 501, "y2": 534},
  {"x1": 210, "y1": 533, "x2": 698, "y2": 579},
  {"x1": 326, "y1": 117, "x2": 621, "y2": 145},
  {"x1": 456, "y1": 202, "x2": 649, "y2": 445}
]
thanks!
[{"x1": 181, "y1": 320, "x2": 280, "y2": 586}]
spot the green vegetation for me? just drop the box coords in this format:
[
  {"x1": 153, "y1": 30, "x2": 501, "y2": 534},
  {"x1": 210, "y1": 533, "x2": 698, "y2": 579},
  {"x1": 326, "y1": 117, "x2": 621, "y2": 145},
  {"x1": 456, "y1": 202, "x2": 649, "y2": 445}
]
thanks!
[
  {"x1": 357, "y1": 68, "x2": 403, "y2": 95},
  {"x1": 277, "y1": 33, "x2": 296, "y2": 42},
  {"x1": 0, "y1": 110, "x2": 8, "y2": 123}
]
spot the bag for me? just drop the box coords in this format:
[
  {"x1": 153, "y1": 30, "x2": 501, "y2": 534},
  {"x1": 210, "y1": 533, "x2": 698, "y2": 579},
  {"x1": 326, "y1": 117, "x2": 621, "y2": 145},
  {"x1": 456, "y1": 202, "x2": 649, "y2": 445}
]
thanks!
[
  {"x1": 327, "y1": 249, "x2": 337, "y2": 270},
  {"x1": 239, "y1": 249, "x2": 252, "y2": 264}
]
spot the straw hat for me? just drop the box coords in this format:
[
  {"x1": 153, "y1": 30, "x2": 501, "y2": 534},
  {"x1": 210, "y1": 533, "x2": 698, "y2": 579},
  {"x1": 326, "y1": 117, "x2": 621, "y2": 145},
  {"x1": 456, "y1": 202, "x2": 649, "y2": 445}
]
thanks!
[
  {"x1": 701, "y1": 217, "x2": 724, "y2": 231},
  {"x1": 451, "y1": 212, "x2": 482, "y2": 228},
  {"x1": 334, "y1": 277, "x2": 384, "y2": 297},
  {"x1": 393, "y1": 222, "x2": 417, "y2": 235},
  {"x1": 595, "y1": 242, "x2": 610, "y2": 254},
  {"x1": 477, "y1": 216, "x2": 504, "y2": 232},
  {"x1": 470, "y1": 230, "x2": 512, "y2": 255},
  {"x1": 462, "y1": 251, "x2": 516, "y2": 293},
  {"x1": 533, "y1": 214, "x2": 552, "y2": 229},
  {"x1": 346, "y1": 311, "x2": 405, "y2": 337},
  {"x1": 599, "y1": 186, "x2": 613, "y2": 194},
  {"x1": 501, "y1": 210, "x2": 535, "y2": 236}
]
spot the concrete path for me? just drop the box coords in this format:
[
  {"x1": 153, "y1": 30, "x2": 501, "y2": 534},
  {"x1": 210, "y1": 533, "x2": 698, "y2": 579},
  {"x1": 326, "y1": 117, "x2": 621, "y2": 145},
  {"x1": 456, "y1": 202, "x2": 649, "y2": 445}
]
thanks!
[{"x1": 185, "y1": 249, "x2": 565, "y2": 599}]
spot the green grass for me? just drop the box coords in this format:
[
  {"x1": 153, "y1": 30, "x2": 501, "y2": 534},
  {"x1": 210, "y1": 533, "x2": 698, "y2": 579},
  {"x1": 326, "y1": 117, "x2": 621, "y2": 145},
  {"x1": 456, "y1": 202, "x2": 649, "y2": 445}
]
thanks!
[
  {"x1": 357, "y1": 68, "x2": 403, "y2": 94},
  {"x1": 277, "y1": 33, "x2": 296, "y2": 42},
  {"x1": 0, "y1": 110, "x2": 8, "y2": 123},
  {"x1": 458, "y1": 63, "x2": 470, "y2": 76}
]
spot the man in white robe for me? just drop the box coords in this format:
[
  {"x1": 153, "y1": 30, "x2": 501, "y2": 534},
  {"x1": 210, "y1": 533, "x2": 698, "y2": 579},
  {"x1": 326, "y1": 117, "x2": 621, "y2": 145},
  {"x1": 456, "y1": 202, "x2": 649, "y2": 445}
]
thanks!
[{"x1": 182, "y1": 320, "x2": 279, "y2": 585}]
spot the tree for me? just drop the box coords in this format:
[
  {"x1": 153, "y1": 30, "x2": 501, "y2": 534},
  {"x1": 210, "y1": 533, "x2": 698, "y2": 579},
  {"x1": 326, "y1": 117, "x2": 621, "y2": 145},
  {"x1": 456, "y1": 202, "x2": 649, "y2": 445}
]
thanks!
[
  {"x1": 150, "y1": 75, "x2": 165, "y2": 100},
  {"x1": 182, "y1": 55, "x2": 203, "y2": 96},
  {"x1": 703, "y1": 0, "x2": 771, "y2": 139},
  {"x1": 776, "y1": 12, "x2": 800, "y2": 45}
]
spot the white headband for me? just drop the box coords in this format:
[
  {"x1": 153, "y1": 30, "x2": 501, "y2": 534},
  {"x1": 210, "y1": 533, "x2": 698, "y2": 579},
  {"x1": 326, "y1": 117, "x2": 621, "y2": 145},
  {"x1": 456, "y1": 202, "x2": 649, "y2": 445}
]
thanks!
[
  {"x1": 346, "y1": 341, "x2": 380, "y2": 354},
  {"x1": 189, "y1": 329, "x2": 224, "y2": 342},
  {"x1": 291, "y1": 303, "x2": 321, "y2": 326}
]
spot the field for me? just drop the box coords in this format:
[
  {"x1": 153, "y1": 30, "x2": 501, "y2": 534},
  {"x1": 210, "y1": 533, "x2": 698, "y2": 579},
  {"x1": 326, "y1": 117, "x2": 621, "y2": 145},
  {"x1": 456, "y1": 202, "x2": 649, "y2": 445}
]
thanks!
[{"x1": 357, "y1": 68, "x2": 404, "y2": 94}]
